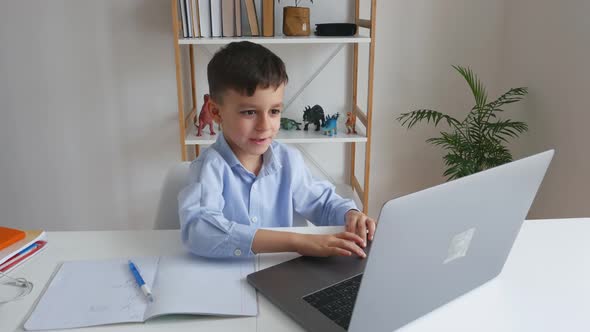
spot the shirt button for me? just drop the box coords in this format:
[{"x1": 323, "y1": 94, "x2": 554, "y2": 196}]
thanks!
[
  {"x1": 234, "y1": 249, "x2": 242, "y2": 256},
  {"x1": 250, "y1": 216, "x2": 258, "y2": 223}
]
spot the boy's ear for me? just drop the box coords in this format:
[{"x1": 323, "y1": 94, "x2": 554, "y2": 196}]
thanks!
[{"x1": 209, "y1": 101, "x2": 222, "y2": 123}]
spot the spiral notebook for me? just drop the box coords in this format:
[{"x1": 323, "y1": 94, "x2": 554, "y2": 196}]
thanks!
[{"x1": 24, "y1": 254, "x2": 257, "y2": 331}]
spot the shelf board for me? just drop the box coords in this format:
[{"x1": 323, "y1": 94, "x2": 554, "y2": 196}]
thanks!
[
  {"x1": 178, "y1": 35, "x2": 371, "y2": 45},
  {"x1": 185, "y1": 124, "x2": 367, "y2": 145}
]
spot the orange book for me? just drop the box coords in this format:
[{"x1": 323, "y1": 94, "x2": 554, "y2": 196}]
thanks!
[{"x1": 0, "y1": 226, "x2": 25, "y2": 250}]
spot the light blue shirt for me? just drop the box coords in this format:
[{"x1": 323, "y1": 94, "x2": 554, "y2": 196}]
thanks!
[{"x1": 178, "y1": 134, "x2": 358, "y2": 258}]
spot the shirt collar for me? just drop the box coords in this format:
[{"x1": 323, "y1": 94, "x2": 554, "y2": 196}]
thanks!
[
  {"x1": 213, "y1": 134, "x2": 282, "y2": 176},
  {"x1": 214, "y1": 134, "x2": 242, "y2": 167},
  {"x1": 261, "y1": 141, "x2": 282, "y2": 176}
]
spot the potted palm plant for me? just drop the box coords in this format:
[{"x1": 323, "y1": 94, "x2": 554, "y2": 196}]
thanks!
[
  {"x1": 279, "y1": 0, "x2": 314, "y2": 36},
  {"x1": 397, "y1": 65, "x2": 529, "y2": 180}
]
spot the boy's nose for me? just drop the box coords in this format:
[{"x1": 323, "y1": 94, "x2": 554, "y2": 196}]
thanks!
[{"x1": 256, "y1": 114, "x2": 271, "y2": 131}]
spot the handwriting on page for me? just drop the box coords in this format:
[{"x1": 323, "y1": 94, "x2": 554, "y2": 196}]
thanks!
[{"x1": 24, "y1": 257, "x2": 159, "y2": 330}]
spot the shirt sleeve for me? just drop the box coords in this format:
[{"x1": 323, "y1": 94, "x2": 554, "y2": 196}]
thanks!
[
  {"x1": 178, "y1": 157, "x2": 257, "y2": 258},
  {"x1": 291, "y1": 150, "x2": 358, "y2": 226}
]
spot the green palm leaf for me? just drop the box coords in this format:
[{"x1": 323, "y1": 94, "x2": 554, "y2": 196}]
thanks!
[
  {"x1": 397, "y1": 65, "x2": 528, "y2": 180},
  {"x1": 426, "y1": 131, "x2": 468, "y2": 149},
  {"x1": 485, "y1": 119, "x2": 528, "y2": 142},
  {"x1": 452, "y1": 65, "x2": 488, "y2": 108},
  {"x1": 397, "y1": 109, "x2": 460, "y2": 129},
  {"x1": 486, "y1": 87, "x2": 528, "y2": 110}
]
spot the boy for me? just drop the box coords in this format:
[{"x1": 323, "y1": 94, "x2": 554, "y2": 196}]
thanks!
[{"x1": 178, "y1": 41, "x2": 376, "y2": 259}]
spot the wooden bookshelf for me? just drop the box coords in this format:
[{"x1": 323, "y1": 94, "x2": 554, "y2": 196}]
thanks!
[{"x1": 170, "y1": 0, "x2": 377, "y2": 212}]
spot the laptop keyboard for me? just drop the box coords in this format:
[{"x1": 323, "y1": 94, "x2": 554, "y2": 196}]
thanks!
[{"x1": 302, "y1": 274, "x2": 363, "y2": 330}]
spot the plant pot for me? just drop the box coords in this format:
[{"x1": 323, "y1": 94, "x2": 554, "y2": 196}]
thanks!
[{"x1": 282, "y1": 6, "x2": 310, "y2": 36}]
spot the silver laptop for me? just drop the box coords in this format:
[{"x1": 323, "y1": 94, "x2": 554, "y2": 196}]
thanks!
[{"x1": 248, "y1": 150, "x2": 554, "y2": 332}]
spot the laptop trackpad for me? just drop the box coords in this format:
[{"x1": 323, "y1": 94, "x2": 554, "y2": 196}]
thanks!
[{"x1": 249, "y1": 242, "x2": 373, "y2": 298}]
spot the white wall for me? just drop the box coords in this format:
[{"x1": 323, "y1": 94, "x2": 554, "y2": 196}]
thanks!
[
  {"x1": 0, "y1": 0, "x2": 355, "y2": 230},
  {"x1": 367, "y1": 0, "x2": 508, "y2": 216},
  {"x1": 0, "y1": 1, "x2": 179, "y2": 230},
  {"x1": 500, "y1": 0, "x2": 590, "y2": 218},
  {"x1": 1, "y1": 0, "x2": 586, "y2": 231}
]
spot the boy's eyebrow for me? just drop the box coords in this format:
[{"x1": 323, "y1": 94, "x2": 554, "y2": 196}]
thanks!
[{"x1": 237, "y1": 103, "x2": 284, "y2": 108}]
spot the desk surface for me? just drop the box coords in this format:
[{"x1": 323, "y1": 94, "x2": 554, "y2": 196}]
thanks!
[{"x1": 1, "y1": 218, "x2": 589, "y2": 332}]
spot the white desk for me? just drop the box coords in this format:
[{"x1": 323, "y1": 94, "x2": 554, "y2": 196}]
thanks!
[{"x1": 1, "y1": 218, "x2": 590, "y2": 332}]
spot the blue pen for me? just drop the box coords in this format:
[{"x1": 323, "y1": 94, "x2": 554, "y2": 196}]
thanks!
[
  {"x1": 128, "y1": 260, "x2": 154, "y2": 302},
  {"x1": 17, "y1": 242, "x2": 39, "y2": 256},
  {"x1": 0, "y1": 242, "x2": 40, "y2": 270}
]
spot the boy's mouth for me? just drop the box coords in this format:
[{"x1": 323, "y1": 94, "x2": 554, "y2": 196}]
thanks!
[{"x1": 250, "y1": 138, "x2": 269, "y2": 145}]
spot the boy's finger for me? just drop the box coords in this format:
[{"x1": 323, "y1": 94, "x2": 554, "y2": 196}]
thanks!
[
  {"x1": 337, "y1": 231, "x2": 364, "y2": 246},
  {"x1": 367, "y1": 219, "x2": 377, "y2": 241},
  {"x1": 336, "y1": 239, "x2": 366, "y2": 258},
  {"x1": 330, "y1": 247, "x2": 352, "y2": 257},
  {"x1": 357, "y1": 219, "x2": 367, "y2": 246},
  {"x1": 345, "y1": 219, "x2": 356, "y2": 233}
]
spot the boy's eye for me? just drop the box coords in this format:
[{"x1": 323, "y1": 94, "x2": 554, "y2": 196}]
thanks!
[
  {"x1": 271, "y1": 109, "x2": 281, "y2": 115},
  {"x1": 241, "y1": 110, "x2": 256, "y2": 116}
]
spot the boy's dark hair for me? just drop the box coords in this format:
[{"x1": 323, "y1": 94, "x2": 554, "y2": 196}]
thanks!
[{"x1": 207, "y1": 41, "x2": 288, "y2": 103}]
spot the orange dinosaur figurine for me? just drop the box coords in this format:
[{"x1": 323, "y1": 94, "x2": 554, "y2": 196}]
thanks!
[
  {"x1": 345, "y1": 111, "x2": 357, "y2": 134},
  {"x1": 195, "y1": 94, "x2": 216, "y2": 136}
]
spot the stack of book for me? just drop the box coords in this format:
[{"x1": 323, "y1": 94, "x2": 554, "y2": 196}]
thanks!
[
  {"x1": 178, "y1": 0, "x2": 275, "y2": 38},
  {"x1": 0, "y1": 227, "x2": 47, "y2": 273}
]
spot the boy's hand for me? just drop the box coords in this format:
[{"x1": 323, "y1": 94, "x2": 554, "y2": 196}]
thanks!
[
  {"x1": 293, "y1": 232, "x2": 367, "y2": 258},
  {"x1": 345, "y1": 210, "x2": 377, "y2": 247}
]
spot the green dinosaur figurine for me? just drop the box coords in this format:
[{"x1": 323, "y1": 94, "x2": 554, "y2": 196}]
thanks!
[{"x1": 280, "y1": 118, "x2": 302, "y2": 130}]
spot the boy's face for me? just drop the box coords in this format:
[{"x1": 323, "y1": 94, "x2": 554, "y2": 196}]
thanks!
[{"x1": 210, "y1": 84, "x2": 284, "y2": 164}]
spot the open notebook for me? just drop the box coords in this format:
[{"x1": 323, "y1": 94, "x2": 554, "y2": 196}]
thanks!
[{"x1": 24, "y1": 253, "x2": 257, "y2": 331}]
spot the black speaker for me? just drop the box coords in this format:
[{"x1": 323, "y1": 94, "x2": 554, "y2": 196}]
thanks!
[{"x1": 314, "y1": 23, "x2": 357, "y2": 37}]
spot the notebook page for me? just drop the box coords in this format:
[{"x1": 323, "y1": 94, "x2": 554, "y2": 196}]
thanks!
[
  {"x1": 145, "y1": 253, "x2": 257, "y2": 319},
  {"x1": 24, "y1": 256, "x2": 159, "y2": 331}
]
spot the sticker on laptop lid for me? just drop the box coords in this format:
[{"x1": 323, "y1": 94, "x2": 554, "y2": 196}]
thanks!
[{"x1": 444, "y1": 228, "x2": 475, "y2": 264}]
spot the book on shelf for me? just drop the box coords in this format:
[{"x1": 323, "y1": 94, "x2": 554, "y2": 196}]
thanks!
[
  {"x1": 178, "y1": 0, "x2": 208, "y2": 38},
  {"x1": 190, "y1": 0, "x2": 201, "y2": 37},
  {"x1": 0, "y1": 229, "x2": 47, "y2": 273},
  {"x1": 198, "y1": 0, "x2": 212, "y2": 37},
  {"x1": 261, "y1": 0, "x2": 274, "y2": 37},
  {"x1": 254, "y1": 0, "x2": 263, "y2": 34},
  {"x1": 243, "y1": 0, "x2": 260, "y2": 36},
  {"x1": 221, "y1": 0, "x2": 235, "y2": 37},
  {"x1": 234, "y1": 0, "x2": 242, "y2": 36},
  {"x1": 210, "y1": 0, "x2": 223, "y2": 37},
  {"x1": 178, "y1": 0, "x2": 189, "y2": 37},
  {"x1": 185, "y1": 0, "x2": 195, "y2": 37},
  {"x1": 177, "y1": 0, "x2": 275, "y2": 39},
  {"x1": 240, "y1": 0, "x2": 252, "y2": 36},
  {"x1": 254, "y1": 0, "x2": 262, "y2": 35}
]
